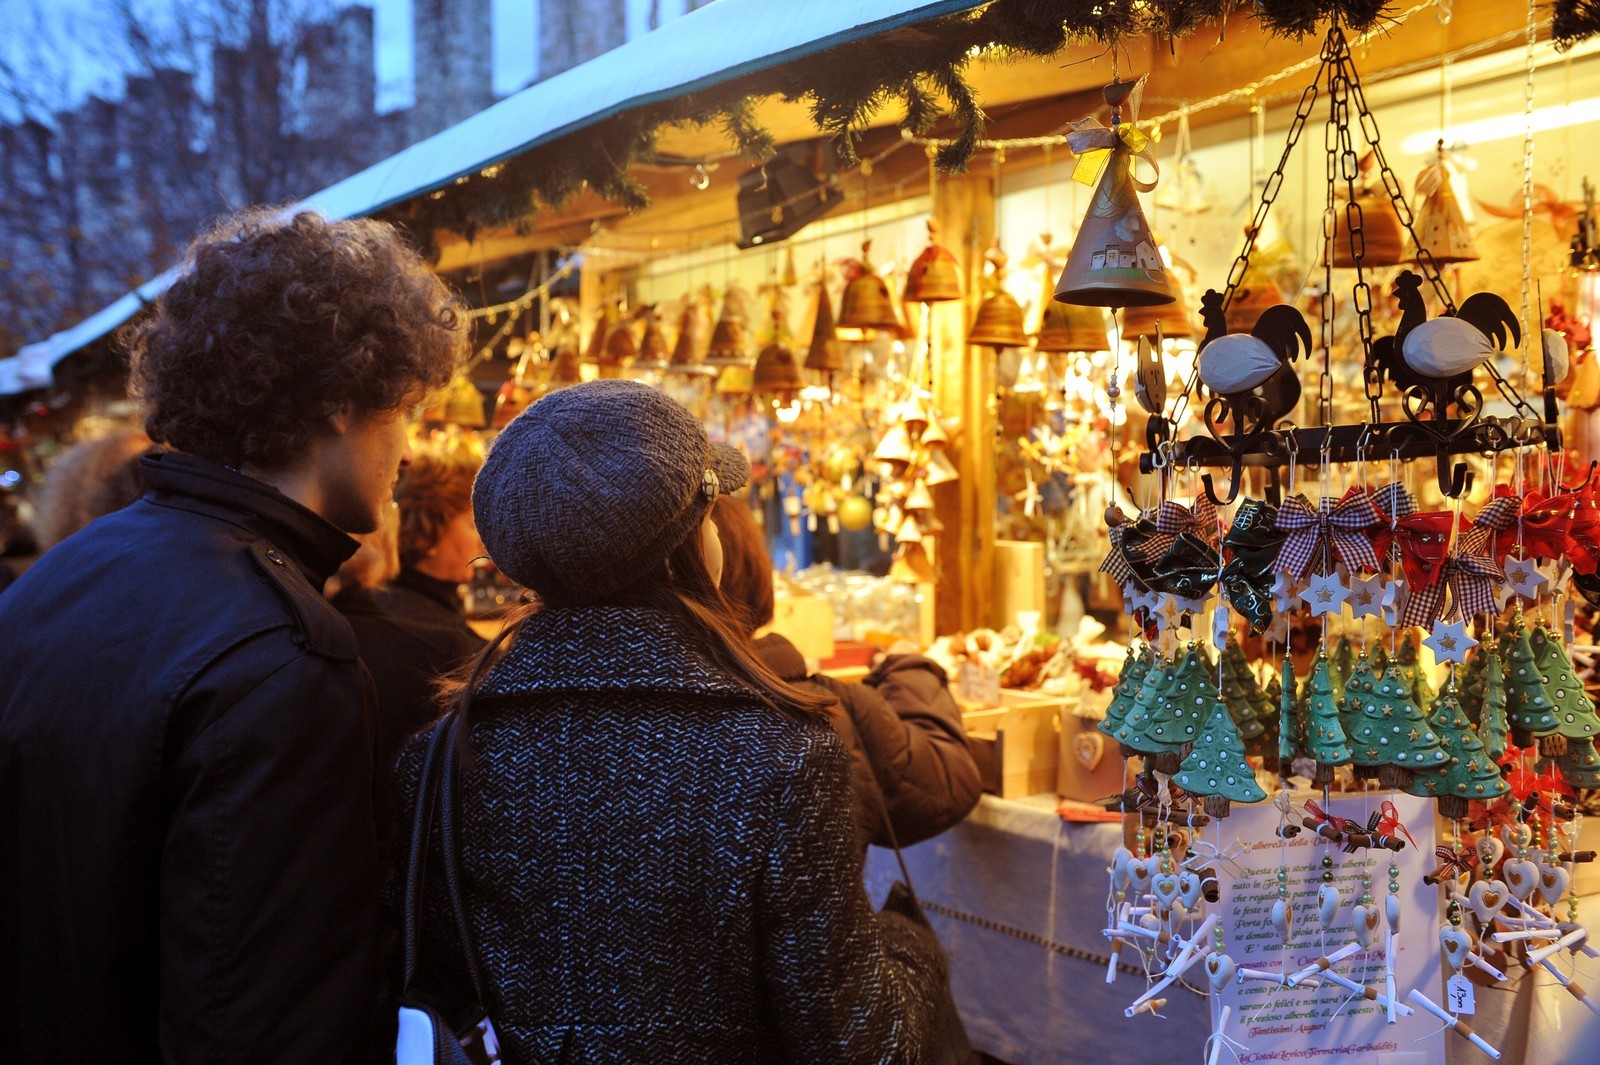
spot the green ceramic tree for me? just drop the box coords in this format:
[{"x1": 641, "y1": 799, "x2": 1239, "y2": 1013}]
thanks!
[
  {"x1": 1554, "y1": 738, "x2": 1600, "y2": 788},
  {"x1": 1174, "y1": 698, "x2": 1267, "y2": 817},
  {"x1": 1414, "y1": 684, "x2": 1509, "y2": 818},
  {"x1": 1112, "y1": 652, "x2": 1176, "y2": 759},
  {"x1": 1528, "y1": 624, "x2": 1600, "y2": 757},
  {"x1": 1476, "y1": 649, "x2": 1510, "y2": 763},
  {"x1": 1219, "y1": 637, "x2": 1266, "y2": 743},
  {"x1": 1395, "y1": 632, "x2": 1437, "y2": 711},
  {"x1": 1343, "y1": 659, "x2": 1449, "y2": 789},
  {"x1": 1457, "y1": 648, "x2": 1488, "y2": 726},
  {"x1": 1330, "y1": 635, "x2": 1355, "y2": 699},
  {"x1": 1505, "y1": 625, "x2": 1561, "y2": 748},
  {"x1": 1303, "y1": 652, "x2": 1353, "y2": 783},
  {"x1": 1146, "y1": 647, "x2": 1224, "y2": 773},
  {"x1": 1277, "y1": 654, "x2": 1303, "y2": 773},
  {"x1": 1099, "y1": 647, "x2": 1151, "y2": 744}
]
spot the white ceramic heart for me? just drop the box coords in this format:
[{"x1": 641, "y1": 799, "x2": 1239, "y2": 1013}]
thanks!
[
  {"x1": 1504, "y1": 858, "x2": 1539, "y2": 901},
  {"x1": 1476, "y1": 835, "x2": 1505, "y2": 869},
  {"x1": 1352, "y1": 904, "x2": 1380, "y2": 949},
  {"x1": 1318, "y1": 884, "x2": 1341, "y2": 931},
  {"x1": 1110, "y1": 847, "x2": 1134, "y2": 894},
  {"x1": 1467, "y1": 879, "x2": 1509, "y2": 924},
  {"x1": 1152, "y1": 873, "x2": 1182, "y2": 910},
  {"x1": 1178, "y1": 871, "x2": 1204, "y2": 909},
  {"x1": 1271, "y1": 899, "x2": 1294, "y2": 944},
  {"x1": 1538, "y1": 863, "x2": 1573, "y2": 906},
  {"x1": 1205, "y1": 951, "x2": 1237, "y2": 990},
  {"x1": 1385, "y1": 892, "x2": 1402, "y2": 935},
  {"x1": 1130, "y1": 859, "x2": 1155, "y2": 896},
  {"x1": 1440, "y1": 925, "x2": 1474, "y2": 971}
]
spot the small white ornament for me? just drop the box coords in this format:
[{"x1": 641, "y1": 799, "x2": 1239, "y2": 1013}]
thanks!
[
  {"x1": 1301, "y1": 571, "x2": 1350, "y2": 618},
  {"x1": 1424, "y1": 618, "x2": 1478, "y2": 666},
  {"x1": 1347, "y1": 573, "x2": 1387, "y2": 620},
  {"x1": 1504, "y1": 557, "x2": 1546, "y2": 601},
  {"x1": 1271, "y1": 570, "x2": 1297, "y2": 612}
]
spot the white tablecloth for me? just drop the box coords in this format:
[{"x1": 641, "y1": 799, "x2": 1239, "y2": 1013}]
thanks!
[
  {"x1": 865, "y1": 794, "x2": 1600, "y2": 1065},
  {"x1": 864, "y1": 795, "x2": 1207, "y2": 1065}
]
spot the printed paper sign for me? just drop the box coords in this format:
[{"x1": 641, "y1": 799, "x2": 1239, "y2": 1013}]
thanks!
[{"x1": 1210, "y1": 791, "x2": 1445, "y2": 1065}]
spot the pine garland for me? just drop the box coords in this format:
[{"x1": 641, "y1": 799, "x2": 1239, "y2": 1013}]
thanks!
[
  {"x1": 392, "y1": 0, "x2": 1600, "y2": 248},
  {"x1": 1554, "y1": 0, "x2": 1600, "y2": 50}
]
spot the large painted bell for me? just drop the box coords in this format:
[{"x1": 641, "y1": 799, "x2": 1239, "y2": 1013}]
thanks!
[
  {"x1": 903, "y1": 220, "x2": 962, "y2": 304},
  {"x1": 838, "y1": 240, "x2": 902, "y2": 333},
  {"x1": 1409, "y1": 157, "x2": 1479, "y2": 264},
  {"x1": 968, "y1": 244, "x2": 1028, "y2": 349},
  {"x1": 1055, "y1": 141, "x2": 1175, "y2": 306},
  {"x1": 805, "y1": 284, "x2": 844, "y2": 373}
]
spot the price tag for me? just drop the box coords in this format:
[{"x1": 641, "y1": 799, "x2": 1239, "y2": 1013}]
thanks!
[
  {"x1": 1447, "y1": 972, "x2": 1475, "y2": 1015},
  {"x1": 957, "y1": 662, "x2": 1002, "y2": 706}
]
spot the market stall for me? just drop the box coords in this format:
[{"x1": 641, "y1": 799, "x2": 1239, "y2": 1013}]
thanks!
[{"x1": 11, "y1": 2, "x2": 1600, "y2": 1063}]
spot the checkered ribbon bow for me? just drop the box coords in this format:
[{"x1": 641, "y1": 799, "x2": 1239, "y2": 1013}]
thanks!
[
  {"x1": 1273, "y1": 491, "x2": 1383, "y2": 578},
  {"x1": 1132, "y1": 496, "x2": 1220, "y2": 564},
  {"x1": 1467, "y1": 494, "x2": 1527, "y2": 559},
  {"x1": 1100, "y1": 521, "x2": 1137, "y2": 585},
  {"x1": 1395, "y1": 511, "x2": 1505, "y2": 627},
  {"x1": 1367, "y1": 482, "x2": 1417, "y2": 565}
]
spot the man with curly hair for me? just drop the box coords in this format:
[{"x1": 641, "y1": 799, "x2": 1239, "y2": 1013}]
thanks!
[{"x1": 0, "y1": 209, "x2": 465, "y2": 1063}]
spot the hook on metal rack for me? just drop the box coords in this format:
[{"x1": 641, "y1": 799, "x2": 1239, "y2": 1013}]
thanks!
[
  {"x1": 1200, "y1": 453, "x2": 1245, "y2": 506},
  {"x1": 1559, "y1": 460, "x2": 1599, "y2": 493},
  {"x1": 1437, "y1": 451, "x2": 1473, "y2": 499}
]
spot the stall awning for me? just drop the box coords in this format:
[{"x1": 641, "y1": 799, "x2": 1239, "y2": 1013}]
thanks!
[{"x1": 0, "y1": 0, "x2": 986, "y2": 396}]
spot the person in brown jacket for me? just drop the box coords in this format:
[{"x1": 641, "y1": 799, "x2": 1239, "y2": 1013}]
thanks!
[{"x1": 711, "y1": 496, "x2": 982, "y2": 850}]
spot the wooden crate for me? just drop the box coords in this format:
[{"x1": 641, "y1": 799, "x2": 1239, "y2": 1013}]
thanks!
[{"x1": 960, "y1": 690, "x2": 1063, "y2": 799}]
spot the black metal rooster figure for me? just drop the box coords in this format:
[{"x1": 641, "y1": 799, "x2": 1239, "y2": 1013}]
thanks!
[
  {"x1": 1196, "y1": 291, "x2": 1314, "y2": 437},
  {"x1": 1372, "y1": 269, "x2": 1520, "y2": 410}
]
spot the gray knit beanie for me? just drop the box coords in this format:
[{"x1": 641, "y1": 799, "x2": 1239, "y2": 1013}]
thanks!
[{"x1": 473, "y1": 379, "x2": 749, "y2": 603}]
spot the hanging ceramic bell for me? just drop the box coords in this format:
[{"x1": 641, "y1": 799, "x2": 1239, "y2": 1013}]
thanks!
[
  {"x1": 904, "y1": 480, "x2": 934, "y2": 512},
  {"x1": 804, "y1": 284, "x2": 844, "y2": 373},
  {"x1": 838, "y1": 240, "x2": 901, "y2": 333},
  {"x1": 599, "y1": 322, "x2": 636, "y2": 378},
  {"x1": 903, "y1": 220, "x2": 962, "y2": 304},
  {"x1": 582, "y1": 313, "x2": 610, "y2": 364},
  {"x1": 1330, "y1": 171, "x2": 1406, "y2": 267},
  {"x1": 1122, "y1": 284, "x2": 1195, "y2": 341},
  {"x1": 969, "y1": 244, "x2": 1028, "y2": 348},
  {"x1": 707, "y1": 284, "x2": 753, "y2": 364},
  {"x1": 1035, "y1": 300, "x2": 1111, "y2": 353},
  {"x1": 668, "y1": 295, "x2": 713, "y2": 375},
  {"x1": 1224, "y1": 278, "x2": 1286, "y2": 334},
  {"x1": 889, "y1": 541, "x2": 936, "y2": 583},
  {"x1": 924, "y1": 449, "x2": 959, "y2": 486},
  {"x1": 1409, "y1": 155, "x2": 1479, "y2": 264},
  {"x1": 872, "y1": 422, "x2": 915, "y2": 467},
  {"x1": 1055, "y1": 79, "x2": 1175, "y2": 307},
  {"x1": 636, "y1": 309, "x2": 670, "y2": 366},
  {"x1": 752, "y1": 340, "x2": 805, "y2": 395}
]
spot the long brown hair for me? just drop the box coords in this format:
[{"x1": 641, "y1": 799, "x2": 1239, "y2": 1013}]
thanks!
[
  {"x1": 442, "y1": 513, "x2": 833, "y2": 752},
  {"x1": 709, "y1": 496, "x2": 774, "y2": 636}
]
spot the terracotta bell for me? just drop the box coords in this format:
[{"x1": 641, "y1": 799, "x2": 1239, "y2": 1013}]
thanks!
[
  {"x1": 903, "y1": 220, "x2": 962, "y2": 304},
  {"x1": 752, "y1": 339, "x2": 805, "y2": 395},
  {"x1": 1034, "y1": 300, "x2": 1111, "y2": 353},
  {"x1": 636, "y1": 310, "x2": 670, "y2": 366},
  {"x1": 838, "y1": 240, "x2": 901, "y2": 333},
  {"x1": 1223, "y1": 279, "x2": 1286, "y2": 334},
  {"x1": 582, "y1": 312, "x2": 610, "y2": 364},
  {"x1": 441, "y1": 375, "x2": 487, "y2": 429},
  {"x1": 1055, "y1": 110, "x2": 1175, "y2": 306},
  {"x1": 1330, "y1": 183, "x2": 1406, "y2": 266},
  {"x1": 968, "y1": 244, "x2": 1028, "y2": 349},
  {"x1": 805, "y1": 284, "x2": 844, "y2": 373},
  {"x1": 707, "y1": 284, "x2": 753, "y2": 364},
  {"x1": 1121, "y1": 284, "x2": 1195, "y2": 342},
  {"x1": 547, "y1": 344, "x2": 583, "y2": 388},
  {"x1": 668, "y1": 296, "x2": 711, "y2": 374},
  {"x1": 599, "y1": 322, "x2": 636, "y2": 377}
]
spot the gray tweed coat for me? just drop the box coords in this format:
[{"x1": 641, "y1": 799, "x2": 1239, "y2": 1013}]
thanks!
[{"x1": 394, "y1": 605, "x2": 946, "y2": 1064}]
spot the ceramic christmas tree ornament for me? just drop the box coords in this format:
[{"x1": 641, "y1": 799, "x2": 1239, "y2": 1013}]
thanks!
[
  {"x1": 1172, "y1": 696, "x2": 1267, "y2": 818},
  {"x1": 1416, "y1": 684, "x2": 1509, "y2": 818}
]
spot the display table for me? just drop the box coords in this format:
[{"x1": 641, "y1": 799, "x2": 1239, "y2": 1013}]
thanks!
[
  {"x1": 865, "y1": 794, "x2": 1600, "y2": 1065},
  {"x1": 864, "y1": 794, "x2": 1207, "y2": 1065}
]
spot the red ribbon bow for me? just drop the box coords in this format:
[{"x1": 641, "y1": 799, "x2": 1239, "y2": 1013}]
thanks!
[
  {"x1": 1491, "y1": 486, "x2": 1574, "y2": 564},
  {"x1": 1274, "y1": 489, "x2": 1383, "y2": 578},
  {"x1": 1373, "y1": 799, "x2": 1418, "y2": 850},
  {"x1": 1393, "y1": 511, "x2": 1504, "y2": 626},
  {"x1": 1567, "y1": 483, "x2": 1600, "y2": 575}
]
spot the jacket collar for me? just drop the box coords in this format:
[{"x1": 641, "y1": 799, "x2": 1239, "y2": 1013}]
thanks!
[
  {"x1": 476, "y1": 605, "x2": 764, "y2": 701},
  {"x1": 139, "y1": 451, "x2": 356, "y2": 585}
]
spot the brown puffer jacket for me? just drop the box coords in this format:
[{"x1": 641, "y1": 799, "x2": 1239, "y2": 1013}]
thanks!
[{"x1": 756, "y1": 633, "x2": 982, "y2": 851}]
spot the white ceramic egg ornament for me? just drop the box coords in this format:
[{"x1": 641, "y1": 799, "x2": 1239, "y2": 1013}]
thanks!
[
  {"x1": 1198, "y1": 334, "x2": 1282, "y2": 394},
  {"x1": 1402, "y1": 317, "x2": 1494, "y2": 378},
  {"x1": 1543, "y1": 327, "x2": 1572, "y2": 386}
]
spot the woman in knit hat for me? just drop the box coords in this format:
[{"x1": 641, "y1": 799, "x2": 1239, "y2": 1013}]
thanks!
[{"x1": 394, "y1": 379, "x2": 949, "y2": 1063}]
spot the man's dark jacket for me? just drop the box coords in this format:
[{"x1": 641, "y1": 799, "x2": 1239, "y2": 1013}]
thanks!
[{"x1": 0, "y1": 452, "x2": 386, "y2": 1063}]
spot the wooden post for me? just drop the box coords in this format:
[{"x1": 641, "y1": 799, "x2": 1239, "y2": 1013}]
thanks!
[{"x1": 930, "y1": 173, "x2": 996, "y2": 634}]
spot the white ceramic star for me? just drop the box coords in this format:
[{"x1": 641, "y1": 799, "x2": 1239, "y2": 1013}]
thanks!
[
  {"x1": 1155, "y1": 595, "x2": 1186, "y2": 632},
  {"x1": 1175, "y1": 593, "x2": 1211, "y2": 616},
  {"x1": 1494, "y1": 581, "x2": 1519, "y2": 614},
  {"x1": 1271, "y1": 570, "x2": 1297, "y2": 612},
  {"x1": 1504, "y1": 557, "x2": 1546, "y2": 601},
  {"x1": 1382, "y1": 579, "x2": 1407, "y2": 627},
  {"x1": 1347, "y1": 573, "x2": 1387, "y2": 620},
  {"x1": 1302, "y1": 572, "x2": 1350, "y2": 617},
  {"x1": 1135, "y1": 588, "x2": 1164, "y2": 615},
  {"x1": 1424, "y1": 618, "x2": 1478, "y2": 666},
  {"x1": 1537, "y1": 559, "x2": 1566, "y2": 599}
]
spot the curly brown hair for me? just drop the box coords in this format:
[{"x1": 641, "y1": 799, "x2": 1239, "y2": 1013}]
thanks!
[
  {"x1": 125, "y1": 209, "x2": 465, "y2": 470},
  {"x1": 396, "y1": 443, "x2": 481, "y2": 568}
]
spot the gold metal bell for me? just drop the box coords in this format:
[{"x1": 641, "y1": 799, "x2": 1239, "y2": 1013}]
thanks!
[
  {"x1": 838, "y1": 240, "x2": 901, "y2": 333},
  {"x1": 805, "y1": 284, "x2": 844, "y2": 373},
  {"x1": 752, "y1": 342, "x2": 805, "y2": 395},
  {"x1": 903, "y1": 220, "x2": 962, "y2": 304},
  {"x1": 1055, "y1": 148, "x2": 1175, "y2": 307},
  {"x1": 1121, "y1": 285, "x2": 1196, "y2": 341},
  {"x1": 441, "y1": 375, "x2": 486, "y2": 429},
  {"x1": 968, "y1": 244, "x2": 1028, "y2": 349},
  {"x1": 1034, "y1": 300, "x2": 1111, "y2": 353}
]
